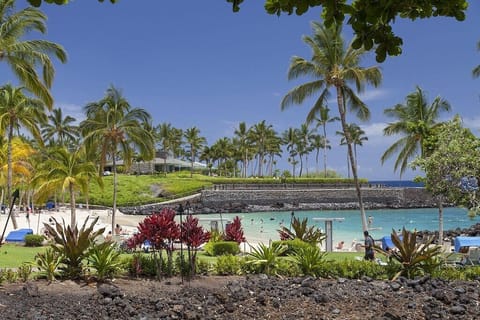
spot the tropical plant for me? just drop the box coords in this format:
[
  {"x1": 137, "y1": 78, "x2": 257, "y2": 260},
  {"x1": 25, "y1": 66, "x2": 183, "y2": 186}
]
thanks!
[
  {"x1": 35, "y1": 247, "x2": 63, "y2": 281},
  {"x1": 35, "y1": 146, "x2": 101, "y2": 227},
  {"x1": 246, "y1": 242, "x2": 287, "y2": 275},
  {"x1": 80, "y1": 85, "x2": 154, "y2": 233},
  {"x1": 17, "y1": 263, "x2": 33, "y2": 282},
  {"x1": 309, "y1": 133, "x2": 330, "y2": 176},
  {"x1": 0, "y1": 85, "x2": 46, "y2": 229},
  {"x1": 313, "y1": 106, "x2": 339, "y2": 177},
  {"x1": 0, "y1": 0, "x2": 67, "y2": 108},
  {"x1": 277, "y1": 216, "x2": 325, "y2": 245},
  {"x1": 43, "y1": 216, "x2": 105, "y2": 279},
  {"x1": 224, "y1": 216, "x2": 246, "y2": 244},
  {"x1": 288, "y1": 245, "x2": 328, "y2": 277},
  {"x1": 234, "y1": 122, "x2": 252, "y2": 178},
  {"x1": 87, "y1": 242, "x2": 123, "y2": 281},
  {"x1": 215, "y1": 254, "x2": 244, "y2": 275},
  {"x1": 383, "y1": 228, "x2": 443, "y2": 280},
  {"x1": 381, "y1": 86, "x2": 451, "y2": 176},
  {"x1": 180, "y1": 214, "x2": 210, "y2": 276},
  {"x1": 336, "y1": 123, "x2": 368, "y2": 171},
  {"x1": 281, "y1": 21, "x2": 381, "y2": 232},
  {"x1": 41, "y1": 108, "x2": 79, "y2": 147},
  {"x1": 184, "y1": 127, "x2": 207, "y2": 178},
  {"x1": 129, "y1": 208, "x2": 180, "y2": 278}
]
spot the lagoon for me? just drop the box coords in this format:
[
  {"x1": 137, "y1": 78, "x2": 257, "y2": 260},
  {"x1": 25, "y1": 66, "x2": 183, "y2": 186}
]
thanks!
[{"x1": 193, "y1": 207, "x2": 479, "y2": 247}]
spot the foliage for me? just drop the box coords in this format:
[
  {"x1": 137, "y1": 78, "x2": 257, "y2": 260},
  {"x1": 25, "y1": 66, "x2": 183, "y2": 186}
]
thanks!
[
  {"x1": 288, "y1": 246, "x2": 328, "y2": 277},
  {"x1": 224, "y1": 216, "x2": 245, "y2": 244},
  {"x1": 382, "y1": 228, "x2": 443, "y2": 280},
  {"x1": 215, "y1": 254, "x2": 244, "y2": 275},
  {"x1": 125, "y1": 253, "x2": 157, "y2": 277},
  {"x1": 43, "y1": 216, "x2": 105, "y2": 279},
  {"x1": 271, "y1": 238, "x2": 315, "y2": 256},
  {"x1": 4, "y1": 268, "x2": 17, "y2": 283},
  {"x1": 17, "y1": 263, "x2": 33, "y2": 282},
  {"x1": 277, "y1": 217, "x2": 325, "y2": 244},
  {"x1": 412, "y1": 117, "x2": 480, "y2": 215},
  {"x1": 180, "y1": 214, "x2": 210, "y2": 275},
  {"x1": 205, "y1": 241, "x2": 240, "y2": 256},
  {"x1": 34, "y1": 247, "x2": 63, "y2": 281},
  {"x1": 246, "y1": 243, "x2": 286, "y2": 275},
  {"x1": 87, "y1": 242, "x2": 123, "y2": 281},
  {"x1": 24, "y1": 234, "x2": 45, "y2": 247},
  {"x1": 332, "y1": 259, "x2": 387, "y2": 279},
  {"x1": 228, "y1": 0, "x2": 468, "y2": 62}
]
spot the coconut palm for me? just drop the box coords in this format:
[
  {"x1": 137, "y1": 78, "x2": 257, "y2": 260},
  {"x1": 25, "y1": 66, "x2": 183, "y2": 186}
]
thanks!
[
  {"x1": 35, "y1": 146, "x2": 101, "y2": 227},
  {"x1": 234, "y1": 122, "x2": 252, "y2": 178},
  {"x1": 337, "y1": 123, "x2": 368, "y2": 172},
  {"x1": 381, "y1": 86, "x2": 451, "y2": 176},
  {"x1": 80, "y1": 85, "x2": 154, "y2": 232},
  {"x1": 281, "y1": 22, "x2": 381, "y2": 231},
  {"x1": 296, "y1": 123, "x2": 314, "y2": 177},
  {"x1": 250, "y1": 121, "x2": 275, "y2": 177},
  {"x1": 313, "y1": 106, "x2": 339, "y2": 177},
  {"x1": 0, "y1": 0, "x2": 67, "y2": 108},
  {"x1": 184, "y1": 126, "x2": 206, "y2": 178},
  {"x1": 309, "y1": 134, "x2": 330, "y2": 175},
  {"x1": 41, "y1": 108, "x2": 79, "y2": 147},
  {"x1": 0, "y1": 84, "x2": 46, "y2": 229},
  {"x1": 282, "y1": 127, "x2": 300, "y2": 178}
]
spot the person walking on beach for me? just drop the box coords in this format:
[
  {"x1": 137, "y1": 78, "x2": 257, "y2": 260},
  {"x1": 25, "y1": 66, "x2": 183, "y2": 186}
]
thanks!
[{"x1": 363, "y1": 231, "x2": 375, "y2": 261}]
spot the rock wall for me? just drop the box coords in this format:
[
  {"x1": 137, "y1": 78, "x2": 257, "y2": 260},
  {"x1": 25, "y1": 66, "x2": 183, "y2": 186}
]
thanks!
[
  {"x1": 200, "y1": 187, "x2": 435, "y2": 211},
  {"x1": 120, "y1": 187, "x2": 436, "y2": 215}
]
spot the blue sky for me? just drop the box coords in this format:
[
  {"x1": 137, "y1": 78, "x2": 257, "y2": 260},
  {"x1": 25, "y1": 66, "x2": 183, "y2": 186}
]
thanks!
[{"x1": 6, "y1": 1, "x2": 480, "y2": 180}]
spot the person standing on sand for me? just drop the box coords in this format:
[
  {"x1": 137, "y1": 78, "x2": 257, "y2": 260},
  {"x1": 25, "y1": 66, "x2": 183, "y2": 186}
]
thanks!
[{"x1": 364, "y1": 231, "x2": 375, "y2": 261}]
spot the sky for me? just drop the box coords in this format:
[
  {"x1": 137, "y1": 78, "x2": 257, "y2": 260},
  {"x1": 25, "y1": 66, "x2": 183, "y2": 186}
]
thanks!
[{"x1": 4, "y1": 1, "x2": 480, "y2": 180}]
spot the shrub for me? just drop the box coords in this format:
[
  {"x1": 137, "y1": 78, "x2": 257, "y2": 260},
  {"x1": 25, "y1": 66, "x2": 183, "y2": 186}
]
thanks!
[
  {"x1": 288, "y1": 246, "x2": 329, "y2": 277},
  {"x1": 87, "y1": 242, "x2": 123, "y2": 281},
  {"x1": 332, "y1": 259, "x2": 387, "y2": 280},
  {"x1": 125, "y1": 254, "x2": 157, "y2": 277},
  {"x1": 215, "y1": 254, "x2": 244, "y2": 275},
  {"x1": 245, "y1": 243, "x2": 287, "y2": 275},
  {"x1": 35, "y1": 248, "x2": 63, "y2": 281},
  {"x1": 205, "y1": 241, "x2": 240, "y2": 256},
  {"x1": 17, "y1": 263, "x2": 33, "y2": 282},
  {"x1": 196, "y1": 259, "x2": 212, "y2": 275},
  {"x1": 224, "y1": 216, "x2": 245, "y2": 244},
  {"x1": 271, "y1": 238, "x2": 314, "y2": 256},
  {"x1": 277, "y1": 217, "x2": 325, "y2": 244},
  {"x1": 24, "y1": 234, "x2": 45, "y2": 247}
]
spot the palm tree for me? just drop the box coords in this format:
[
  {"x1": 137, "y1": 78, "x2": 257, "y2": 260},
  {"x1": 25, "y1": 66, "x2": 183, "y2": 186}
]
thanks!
[
  {"x1": 281, "y1": 22, "x2": 381, "y2": 232},
  {"x1": 473, "y1": 40, "x2": 480, "y2": 78},
  {"x1": 313, "y1": 106, "x2": 339, "y2": 177},
  {"x1": 41, "y1": 108, "x2": 79, "y2": 147},
  {"x1": 234, "y1": 122, "x2": 252, "y2": 178},
  {"x1": 296, "y1": 123, "x2": 314, "y2": 177},
  {"x1": 35, "y1": 146, "x2": 100, "y2": 227},
  {"x1": 199, "y1": 145, "x2": 214, "y2": 176},
  {"x1": 0, "y1": 0, "x2": 67, "y2": 108},
  {"x1": 0, "y1": 85, "x2": 46, "y2": 229},
  {"x1": 282, "y1": 127, "x2": 300, "y2": 178},
  {"x1": 80, "y1": 85, "x2": 154, "y2": 232},
  {"x1": 250, "y1": 121, "x2": 275, "y2": 177},
  {"x1": 381, "y1": 86, "x2": 451, "y2": 176},
  {"x1": 337, "y1": 123, "x2": 368, "y2": 172},
  {"x1": 154, "y1": 122, "x2": 172, "y2": 174},
  {"x1": 184, "y1": 127, "x2": 206, "y2": 178},
  {"x1": 309, "y1": 134, "x2": 330, "y2": 175}
]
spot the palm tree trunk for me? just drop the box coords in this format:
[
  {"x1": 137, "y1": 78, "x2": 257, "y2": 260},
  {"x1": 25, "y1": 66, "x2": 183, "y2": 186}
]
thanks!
[
  {"x1": 69, "y1": 183, "x2": 76, "y2": 227},
  {"x1": 323, "y1": 125, "x2": 328, "y2": 178},
  {"x1": 7, "y1": 125, "x2": 18, "y2": 229},
  {"x1": 190, "y1": 148, "x2": 194, "y2": 178},
  {"x1": 437, "y1": 197, "x2": 444, "y2": 245},
  {"x1": 336, "y1": 87, "x2": 368, "y2": 232},
  {"x1": 112, "y1": 155, "x2": 117, "y2": 233}
]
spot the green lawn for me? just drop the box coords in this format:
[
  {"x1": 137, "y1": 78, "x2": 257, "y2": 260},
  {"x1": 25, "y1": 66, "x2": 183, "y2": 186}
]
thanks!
[{"x1": 0, "y1": 244, "x2": 45, "y2": 268}]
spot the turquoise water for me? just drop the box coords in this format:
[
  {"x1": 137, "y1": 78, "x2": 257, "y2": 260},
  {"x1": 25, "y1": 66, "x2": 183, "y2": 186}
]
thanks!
[{"x1": 193, "y1": 207, "x2": 479, "y2": 245}]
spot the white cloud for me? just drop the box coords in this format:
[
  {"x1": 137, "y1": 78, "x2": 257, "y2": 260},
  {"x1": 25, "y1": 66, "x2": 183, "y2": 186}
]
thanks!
[
  {"x1": 358, "y1": 89, "x2": 389, "y2": 102},
  {"x1": 462, "y1": 115, "x2": 480, "y2": 133}
]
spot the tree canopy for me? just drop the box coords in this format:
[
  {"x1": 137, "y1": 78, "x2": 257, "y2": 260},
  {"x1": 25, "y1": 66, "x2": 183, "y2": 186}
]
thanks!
[{"x1": 229, "y1": 0, "x2": 468, "y2": 62}]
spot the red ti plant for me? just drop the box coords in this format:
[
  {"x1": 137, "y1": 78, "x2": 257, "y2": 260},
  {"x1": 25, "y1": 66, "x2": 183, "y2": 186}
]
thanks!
[
  {"x1": 224, "y1": 216, "x2": 246, "y2": 244},
  {"x1": 129, "y1": 207, "x2": 180, "y2": 278},
  {"x1": 180, "y1": 215, "x2": 210, "y2": 276}
]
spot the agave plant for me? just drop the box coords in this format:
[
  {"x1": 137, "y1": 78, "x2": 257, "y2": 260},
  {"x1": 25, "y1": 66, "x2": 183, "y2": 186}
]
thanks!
[
  {"x1": 246, "y1": 243, "x2": 287, "y2": 275},
  {"x1": 43, "y1": 216, "x2": 105, "y2": 279},
  {"x1": 277, "y1": 217, "x2": 325, "y2": 245},
  {"x1": 386, "y1": 228, "x2": 443, "y2": 280}
]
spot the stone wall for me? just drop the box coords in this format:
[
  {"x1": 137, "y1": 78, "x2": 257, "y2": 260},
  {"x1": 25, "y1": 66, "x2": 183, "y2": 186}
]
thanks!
[
  {"x1": 120, "y1": 187, "x2": 436, "y2": 215},
  {"x1": 200, "y1": 187, "x2": 435, "y2": 210}
]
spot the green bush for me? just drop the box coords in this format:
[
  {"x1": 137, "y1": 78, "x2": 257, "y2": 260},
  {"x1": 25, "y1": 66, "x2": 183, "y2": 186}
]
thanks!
[
  {"x1": 87, "y1": 242, "x2": 123, "y2": 281},
  {"x1": 24, "y1": 234, "x2": 45, "y2": 247},
  {"x1": 35, "y1": 248, "x2": 63, "y2": 281},
  {"x1": 332, "y1": 259, "x2": 387, "y2": 280},
  {"x1": 125, "y1": 254, "x2": 157, "y2": 277},
  {"x1": 271, "y1": 238, "x2": 315, "y2": 256},
  {"x1": 195, "y1": 259, "x2": 212, "y2": 275},
  {"x1": 215, "y1": 254, "x2": 244, "y2": 275},
  {"x1": 205, "y1": 241, "x2": 239, "y2": 256},
  {"x1": 17, "y1": 263, "x2": 33, "y2": 282}
]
